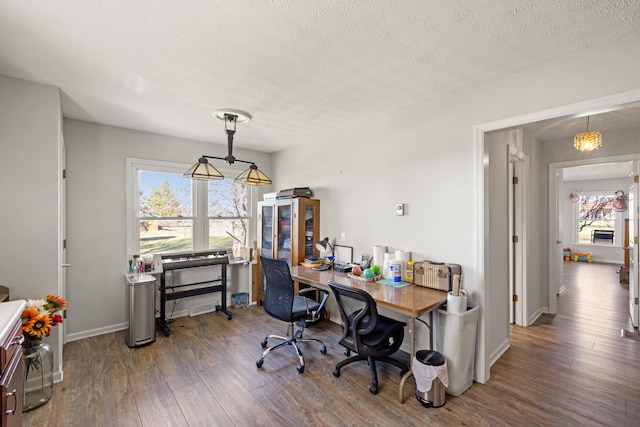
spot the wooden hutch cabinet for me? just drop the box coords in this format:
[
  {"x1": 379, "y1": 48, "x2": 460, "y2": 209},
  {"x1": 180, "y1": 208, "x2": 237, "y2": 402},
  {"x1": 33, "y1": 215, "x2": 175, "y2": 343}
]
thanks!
[{"x1": 256, "y1": 198, "x2": 320, "y2": 303}]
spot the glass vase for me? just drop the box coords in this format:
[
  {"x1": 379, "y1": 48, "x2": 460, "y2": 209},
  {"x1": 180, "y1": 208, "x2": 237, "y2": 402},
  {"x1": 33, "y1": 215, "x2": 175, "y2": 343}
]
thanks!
[{"x1": 22, "y1": 342, "x2": 54, "y2": 412}]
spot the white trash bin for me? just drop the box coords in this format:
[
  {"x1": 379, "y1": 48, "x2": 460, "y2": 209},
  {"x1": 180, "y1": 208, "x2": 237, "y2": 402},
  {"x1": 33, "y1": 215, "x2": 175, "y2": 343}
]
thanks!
[{"x1": 434, "y1": 305, "x2": 479, "y2": 396}]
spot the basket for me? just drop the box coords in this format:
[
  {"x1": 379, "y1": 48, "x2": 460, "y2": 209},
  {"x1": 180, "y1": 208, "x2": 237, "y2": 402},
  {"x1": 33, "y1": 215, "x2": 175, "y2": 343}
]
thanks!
[{"x1": 231, "y1": 292, "x2": 249, "y2": 308}]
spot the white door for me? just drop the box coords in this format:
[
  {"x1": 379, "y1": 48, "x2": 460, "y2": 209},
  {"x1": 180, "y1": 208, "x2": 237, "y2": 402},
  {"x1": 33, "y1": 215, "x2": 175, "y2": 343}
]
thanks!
[
  {"x1": 508, "y1": 146, "x2": 528, "y2": 325},
  {"x1": 629, "y1": 166, "x2": 639, "y2": 327}
]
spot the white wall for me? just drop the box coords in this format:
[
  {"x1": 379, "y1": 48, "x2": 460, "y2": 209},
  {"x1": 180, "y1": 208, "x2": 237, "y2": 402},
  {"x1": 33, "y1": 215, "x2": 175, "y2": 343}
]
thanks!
[
  {"x1": 271, "y1": 33, "x2": 640, "y2": 383},
  {"x1": 0, "y1": 75, "x2": 63, "y2": 378},
  {"x1": 63, "y1": 119, "x2": 272, "y2": 340}
]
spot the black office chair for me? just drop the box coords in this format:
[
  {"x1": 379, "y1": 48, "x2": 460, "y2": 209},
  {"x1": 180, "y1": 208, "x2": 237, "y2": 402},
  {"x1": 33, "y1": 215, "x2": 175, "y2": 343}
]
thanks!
[
  {"x1": 256, "y1": 255, "x2": 329, "y2": 373},
  {"x1": 328, "y1": 281, "x2": 409, "y2": 394}
]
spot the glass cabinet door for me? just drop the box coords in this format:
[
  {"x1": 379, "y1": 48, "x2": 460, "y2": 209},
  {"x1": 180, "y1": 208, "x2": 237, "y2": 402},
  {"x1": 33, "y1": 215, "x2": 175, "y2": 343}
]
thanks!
[
  {"x1": 277, "y1": 203, "x2": 292, "y2": 261},
  {"x1": 260, "y1": 203, "x2": 274, "y2": 256},
  {"x1": 303, "y1": 202, "x2": 317, "y2": 260}
]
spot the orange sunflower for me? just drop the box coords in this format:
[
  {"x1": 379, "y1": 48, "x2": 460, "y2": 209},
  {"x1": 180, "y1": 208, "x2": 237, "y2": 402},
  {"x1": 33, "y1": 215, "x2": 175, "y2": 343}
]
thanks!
[
  {"x1": 45, "y1": 294, "x2": 66, "y2": 311},
  {"x1": 21, "y1": 307, "x2": 41, "y2": 327},
  {"x1": 24, "y1": 314, "x2": 53, "y2": 339}
]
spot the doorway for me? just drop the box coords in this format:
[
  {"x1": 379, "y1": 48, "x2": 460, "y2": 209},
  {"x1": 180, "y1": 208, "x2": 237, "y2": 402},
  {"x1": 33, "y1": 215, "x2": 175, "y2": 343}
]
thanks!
[
  {"x1": 477, "y1": 88, "x2": 640, "y2": 383},
  {"x1": 548, "y1": 157, "x2": 639, "y2": 327}
]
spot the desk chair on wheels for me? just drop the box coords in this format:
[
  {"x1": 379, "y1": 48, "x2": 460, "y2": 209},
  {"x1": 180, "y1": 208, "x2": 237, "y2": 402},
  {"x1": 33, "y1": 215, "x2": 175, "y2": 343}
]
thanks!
[
  {"x1": 256, "y1": 255, "x2": 329, "y2": 373},
  {"x1": 328, "y1": 281, "x2": 409, "y2": 394}
]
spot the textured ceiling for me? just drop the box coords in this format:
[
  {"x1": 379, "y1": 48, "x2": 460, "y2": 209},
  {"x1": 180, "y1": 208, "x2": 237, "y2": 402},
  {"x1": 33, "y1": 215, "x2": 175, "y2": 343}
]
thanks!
[{"x1": 1, "y1": 1, "x2": 639, "y2": 152}]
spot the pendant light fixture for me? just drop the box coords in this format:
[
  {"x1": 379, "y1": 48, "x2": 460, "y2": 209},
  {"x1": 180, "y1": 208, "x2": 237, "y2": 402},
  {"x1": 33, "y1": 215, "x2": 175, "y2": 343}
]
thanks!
[
  {"x1": 573, "y1": 115, "x2": 602, "y2": 152},
  {"x1": 183, "y1": 109, "x2": 272, "y2": 185}
]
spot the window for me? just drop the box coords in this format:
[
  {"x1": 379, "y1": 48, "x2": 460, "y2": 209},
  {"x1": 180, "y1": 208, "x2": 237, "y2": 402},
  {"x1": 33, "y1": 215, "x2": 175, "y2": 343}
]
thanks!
[
  {"x1": 577, "y1": 193, "x2": 618, "y2": 245},
  {"x1": 127, "y1": 159, "x2": 254, "y2": 258},
  {"x1": 208, "y1": 179, "x2": 249, "y2": 253}
]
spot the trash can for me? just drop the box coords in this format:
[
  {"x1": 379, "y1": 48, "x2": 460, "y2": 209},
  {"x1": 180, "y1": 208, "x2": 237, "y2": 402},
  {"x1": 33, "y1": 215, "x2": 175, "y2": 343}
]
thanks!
[
  {"x1": 125, "y1": 273, "x2": 156, "y2": 348},
  {"x1": 413, "y1": 350, "x2": 448, "y2": 408},
  {"x1": 434, "y1": 305, "x2": 479, "y2": 396},
  {"x1": 231, "y1": 292, "x2": 249, "y2": 308}
]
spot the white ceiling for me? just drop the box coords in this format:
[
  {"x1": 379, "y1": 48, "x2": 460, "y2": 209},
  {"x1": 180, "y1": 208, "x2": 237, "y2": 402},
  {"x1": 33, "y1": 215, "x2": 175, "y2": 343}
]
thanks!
[
  {"x1": 1, "y1": 1, "x2": 640, "y2": 153},
  {"x1": 563, "y1": 161, "x2": 635, "y2": 182}
]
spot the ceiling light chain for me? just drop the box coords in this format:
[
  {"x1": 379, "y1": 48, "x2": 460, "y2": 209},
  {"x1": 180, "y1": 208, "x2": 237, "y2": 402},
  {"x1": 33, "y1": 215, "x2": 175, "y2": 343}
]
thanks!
[{"x1": 183, "y1": 110, "x2": 272, "y2": 186}]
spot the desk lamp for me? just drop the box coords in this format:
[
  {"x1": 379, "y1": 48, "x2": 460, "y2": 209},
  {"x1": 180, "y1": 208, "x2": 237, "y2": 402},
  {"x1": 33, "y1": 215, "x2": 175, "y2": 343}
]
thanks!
[{"x1": 315, "y1": 237, "x2": 334, "y2": 263}]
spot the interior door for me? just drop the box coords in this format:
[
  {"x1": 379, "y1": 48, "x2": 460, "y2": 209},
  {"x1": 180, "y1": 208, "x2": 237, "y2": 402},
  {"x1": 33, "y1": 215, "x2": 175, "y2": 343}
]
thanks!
[
  {"x1": 629, "y1": 165, "x2": 639, "y2": 327},
  {"x1": 508, "y1": 146, "x2": 527, "y2": 325}
]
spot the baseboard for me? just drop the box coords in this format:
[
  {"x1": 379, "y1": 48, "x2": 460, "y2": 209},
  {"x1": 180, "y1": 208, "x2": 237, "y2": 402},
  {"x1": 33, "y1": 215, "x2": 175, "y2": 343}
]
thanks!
[
  {"x1": 489, "y1": 337, "x2": 510, "y2": 368},
  {"x1": 527, "y1": 307, "x2": 544, "y2": 326},
  {"x1": 66, "y1": 322, "x2": 128, "y2": 342}
]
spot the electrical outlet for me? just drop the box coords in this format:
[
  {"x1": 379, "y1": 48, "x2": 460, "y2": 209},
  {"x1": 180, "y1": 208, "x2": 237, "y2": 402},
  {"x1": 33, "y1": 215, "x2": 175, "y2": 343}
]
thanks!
[{"x1": 396, "y1": 203, "x2": 405, "y2": 216}]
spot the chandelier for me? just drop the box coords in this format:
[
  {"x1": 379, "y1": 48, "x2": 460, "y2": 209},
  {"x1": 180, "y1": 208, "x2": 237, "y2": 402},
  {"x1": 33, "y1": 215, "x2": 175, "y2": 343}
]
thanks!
[
  {"x1": 573, "y1": 116, "x2": 602, "y2": 152},
  {"x1": 183, "y1": 109, "x2": 272, "y2": 185}
]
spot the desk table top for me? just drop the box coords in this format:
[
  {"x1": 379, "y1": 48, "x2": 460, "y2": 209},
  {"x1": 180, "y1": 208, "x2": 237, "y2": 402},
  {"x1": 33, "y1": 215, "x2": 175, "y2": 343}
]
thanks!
[{"x1": 290, "y1": 266, "x2": 447, "y2": 318}]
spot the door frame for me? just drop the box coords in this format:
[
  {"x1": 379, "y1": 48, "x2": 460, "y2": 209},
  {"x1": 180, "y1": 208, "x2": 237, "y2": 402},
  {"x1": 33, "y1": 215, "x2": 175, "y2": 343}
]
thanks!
[
  {"x1": 628, "y1": 161, "x2": 639, "y2": 327},
  {"x1": 475, "y1": 88, "x2": 640, "y2": 383},
  {"x1": 548, "y1": 155, "x2": 640, "y2": 316}
]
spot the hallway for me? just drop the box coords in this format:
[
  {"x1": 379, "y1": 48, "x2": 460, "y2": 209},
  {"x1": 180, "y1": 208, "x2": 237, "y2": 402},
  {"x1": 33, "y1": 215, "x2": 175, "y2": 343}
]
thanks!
[{"x1": 485, "y1": 261, "x2": 640, "y2": 425}]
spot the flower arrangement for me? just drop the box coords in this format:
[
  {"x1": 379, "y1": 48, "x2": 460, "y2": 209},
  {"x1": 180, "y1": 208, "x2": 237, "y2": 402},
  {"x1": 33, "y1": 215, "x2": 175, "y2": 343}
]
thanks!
[{"x1": 21, "y1": 295, "x2": 66, "y2": 358}]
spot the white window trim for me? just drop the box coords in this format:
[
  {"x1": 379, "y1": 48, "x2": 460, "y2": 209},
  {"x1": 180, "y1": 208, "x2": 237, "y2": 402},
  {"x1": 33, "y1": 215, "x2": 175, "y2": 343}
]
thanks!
[
  {"x1": 573, "y1": 190, "x2": 623, "y2": 247},
  {"x1": 126, "y1": 157, "x2": 256, "y2": 258}
]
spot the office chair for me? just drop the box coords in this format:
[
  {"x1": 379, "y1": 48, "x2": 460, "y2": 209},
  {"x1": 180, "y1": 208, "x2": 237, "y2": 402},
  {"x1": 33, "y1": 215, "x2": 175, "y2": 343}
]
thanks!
[
  {"x1": 328, "y1": 281, "x2": 409, "y2": 394},
  {"x1": 256, "y1": 255, "x2": 329, "y2": 373}
]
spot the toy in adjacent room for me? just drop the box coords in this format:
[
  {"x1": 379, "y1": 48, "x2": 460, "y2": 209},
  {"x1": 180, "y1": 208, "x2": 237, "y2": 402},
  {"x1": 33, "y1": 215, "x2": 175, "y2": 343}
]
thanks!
[
  {"x1": 573, "y1": 252, "x2": 592, "y2": 262},
  {"x1": 563, "y1": 248, "x2": 572, "y2": 261}
]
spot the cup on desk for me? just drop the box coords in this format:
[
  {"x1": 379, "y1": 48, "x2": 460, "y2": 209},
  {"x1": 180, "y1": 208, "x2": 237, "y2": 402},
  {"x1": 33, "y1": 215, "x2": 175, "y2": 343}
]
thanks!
[{"x1": 447, "y1": 290, "x2": 468, "y2": 313}]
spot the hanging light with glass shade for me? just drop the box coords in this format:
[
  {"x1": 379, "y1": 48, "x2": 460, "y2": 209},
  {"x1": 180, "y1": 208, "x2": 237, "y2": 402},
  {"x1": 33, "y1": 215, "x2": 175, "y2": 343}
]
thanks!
[
  {"x1": 183, "y1": 109, "x2": 272, "y2": 185},
  {"x1": 573, "y1": 115, "x2": 602, "y2": 152}
]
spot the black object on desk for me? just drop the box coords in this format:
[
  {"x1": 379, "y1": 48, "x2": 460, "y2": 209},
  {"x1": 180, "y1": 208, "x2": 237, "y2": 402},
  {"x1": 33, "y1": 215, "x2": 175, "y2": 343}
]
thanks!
[{"x1": 154, "y1": 250, "x2": 233, "y2": 336}]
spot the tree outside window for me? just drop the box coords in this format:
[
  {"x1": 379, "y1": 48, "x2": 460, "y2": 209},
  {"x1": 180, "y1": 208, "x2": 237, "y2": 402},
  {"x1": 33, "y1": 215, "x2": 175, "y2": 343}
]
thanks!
[
  {"x1": 577, "y1": 194, "x2": 616, "y2": 244},
  {"x1": 208, "y1": 179, "x2": 249, "y2": 254},
  {"x1": 138, "y1": 172, "x2": 193, "y2": 256}
]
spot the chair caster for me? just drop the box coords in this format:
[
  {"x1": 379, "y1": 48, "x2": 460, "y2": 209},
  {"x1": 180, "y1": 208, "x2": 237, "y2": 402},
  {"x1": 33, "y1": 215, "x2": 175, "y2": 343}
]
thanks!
[
  {"x1": 369, "y1": 385, "x2": 379, "y2": 395},
  {"x1": 320, "y1": 346, "x2": 327, "y2": 354},
  {"x1": 343, "y1": 348, "x2": 350, "y2": 357},
  {"x1": 297, "y1": 364, "x2": 304, "y2": 373},
  {"x1": 261, "y1": 340, "x2": 268, "y2": 348},
  {"x1": 256, "y1": 360, "x2": 264, "y2": 368},
  {"x1": 332, "y1": 368, "x2": 340, "y2": 377}
]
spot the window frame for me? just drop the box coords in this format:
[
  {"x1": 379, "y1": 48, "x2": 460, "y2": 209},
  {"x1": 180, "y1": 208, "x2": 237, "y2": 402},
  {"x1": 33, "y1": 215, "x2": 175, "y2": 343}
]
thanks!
[
  {"x1": 572, "y1": 190, "x2": 622, "y2": 247},
  {"x1": 126, "y1": 158, "x2": 256, "y2": 258}
]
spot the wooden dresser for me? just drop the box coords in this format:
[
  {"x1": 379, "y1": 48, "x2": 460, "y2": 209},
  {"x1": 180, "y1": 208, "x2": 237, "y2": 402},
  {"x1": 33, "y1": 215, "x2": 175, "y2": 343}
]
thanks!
[{"x1": 0, "y1": 300, "x2": 25, "y2": 427}]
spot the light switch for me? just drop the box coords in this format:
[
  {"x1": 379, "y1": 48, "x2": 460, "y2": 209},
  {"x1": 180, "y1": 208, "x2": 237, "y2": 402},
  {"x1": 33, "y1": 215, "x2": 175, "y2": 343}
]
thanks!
[{"x1": 396, "y1": 203, "x2": 404, "y2": 216}]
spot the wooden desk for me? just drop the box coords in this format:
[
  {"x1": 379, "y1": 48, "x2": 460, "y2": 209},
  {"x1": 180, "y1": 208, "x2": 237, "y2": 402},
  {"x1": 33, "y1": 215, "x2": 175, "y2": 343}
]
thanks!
[{"x1": 290, "y1": 266, "x2": 448, "y2": 403}]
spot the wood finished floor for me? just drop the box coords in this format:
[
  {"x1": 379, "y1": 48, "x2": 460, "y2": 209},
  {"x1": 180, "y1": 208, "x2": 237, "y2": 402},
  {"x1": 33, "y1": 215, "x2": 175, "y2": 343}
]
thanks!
[{"x1": 24, "y1": 262, "x2": 640, "y2": 426}]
